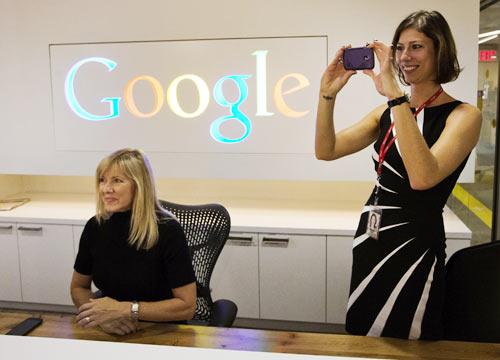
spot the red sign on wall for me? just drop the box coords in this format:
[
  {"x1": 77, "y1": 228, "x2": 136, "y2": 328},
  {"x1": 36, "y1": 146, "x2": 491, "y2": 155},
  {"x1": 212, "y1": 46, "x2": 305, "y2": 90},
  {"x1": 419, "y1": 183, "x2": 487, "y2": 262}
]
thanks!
[{"x1": 479, "y1": 50, "x2": 497, "y2": 62}]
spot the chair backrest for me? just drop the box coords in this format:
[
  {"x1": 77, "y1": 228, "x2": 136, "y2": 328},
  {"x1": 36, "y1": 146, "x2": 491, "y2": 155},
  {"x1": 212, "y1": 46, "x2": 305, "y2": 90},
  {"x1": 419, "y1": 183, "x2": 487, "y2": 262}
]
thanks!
[
  {"x1": 443, "y1": 240, "x2": 500, "y2": 343},
  {"x1": 159, "y1": 200, "x2": 231, "y2": 322}
]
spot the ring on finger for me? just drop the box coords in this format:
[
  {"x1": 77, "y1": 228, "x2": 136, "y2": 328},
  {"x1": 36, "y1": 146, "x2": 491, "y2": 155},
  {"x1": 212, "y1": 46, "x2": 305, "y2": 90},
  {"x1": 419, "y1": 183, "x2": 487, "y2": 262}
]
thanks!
[{"x1": 85, "y1": 316, "x2": 91, "y2": 322}]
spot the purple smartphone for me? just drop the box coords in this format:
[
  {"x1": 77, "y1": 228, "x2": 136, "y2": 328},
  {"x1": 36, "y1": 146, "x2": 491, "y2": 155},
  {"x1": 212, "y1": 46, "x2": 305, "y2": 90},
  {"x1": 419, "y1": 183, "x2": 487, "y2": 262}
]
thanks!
[{"x1": 342, "y1": 47, "x2": 374, "y2": 70}]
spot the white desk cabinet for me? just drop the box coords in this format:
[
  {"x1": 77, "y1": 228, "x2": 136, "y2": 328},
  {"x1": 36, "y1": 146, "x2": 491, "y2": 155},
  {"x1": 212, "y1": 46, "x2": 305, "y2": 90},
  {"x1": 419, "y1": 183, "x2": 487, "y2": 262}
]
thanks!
[
  {"x1": 326, "y1": 235, "x2": 353, "y2": 324},
  {"x1": 17, "y1": 223, "x2": 74, "y2": 305},
  {"x1": 0, "y1": 223, "x2": 22, "y2": 302},
  {"x1": 211, "y1": 232, "x2": 260, "y2": 318},
  {"x1": 445, "y1": 237, "x2": 470, "y2": 262},
  {"x1": 259, "y1": 233, "x2": 326, "y2": 322},
  {"x1": 0, "y1": 194, "x2": 472, "y2": 322}
]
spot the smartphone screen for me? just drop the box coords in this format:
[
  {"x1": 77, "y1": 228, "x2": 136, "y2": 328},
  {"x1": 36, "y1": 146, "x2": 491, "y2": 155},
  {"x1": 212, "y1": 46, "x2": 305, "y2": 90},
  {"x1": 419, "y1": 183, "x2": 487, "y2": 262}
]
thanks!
[{"x1": 342, "y1": 47, "x2": 375, "y2": 70}]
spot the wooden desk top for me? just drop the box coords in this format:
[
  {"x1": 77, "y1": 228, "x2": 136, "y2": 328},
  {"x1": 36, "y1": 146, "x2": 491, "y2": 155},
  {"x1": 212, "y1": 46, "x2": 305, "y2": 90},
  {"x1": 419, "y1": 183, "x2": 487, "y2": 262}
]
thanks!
[{"x1": 1, "y1": 311, "x2": 499, "y2": 360}]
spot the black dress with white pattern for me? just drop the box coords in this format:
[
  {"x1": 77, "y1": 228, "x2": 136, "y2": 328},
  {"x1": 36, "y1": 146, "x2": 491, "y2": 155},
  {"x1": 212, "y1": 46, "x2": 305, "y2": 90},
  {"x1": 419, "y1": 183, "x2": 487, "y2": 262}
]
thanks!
[{"x1": 345, "y1": 100, "x2": 468, "y2": 340}]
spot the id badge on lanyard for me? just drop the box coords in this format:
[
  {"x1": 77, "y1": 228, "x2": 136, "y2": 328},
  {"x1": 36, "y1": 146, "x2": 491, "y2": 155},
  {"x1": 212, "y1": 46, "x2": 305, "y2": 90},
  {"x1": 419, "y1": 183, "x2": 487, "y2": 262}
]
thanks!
[
  {"x1": 365, "y1": 87, "x2": 443, "y2": 240},
  {"x1": 367, "y1": 206, "x2": 383, "y2": 240}
]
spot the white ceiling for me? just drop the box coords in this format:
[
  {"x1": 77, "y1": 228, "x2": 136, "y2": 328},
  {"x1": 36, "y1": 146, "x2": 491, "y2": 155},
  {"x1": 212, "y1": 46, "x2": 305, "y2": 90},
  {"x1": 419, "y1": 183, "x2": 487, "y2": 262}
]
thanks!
[{"x1": 480, "y1": 0, "x2": 500, "y2": 46}]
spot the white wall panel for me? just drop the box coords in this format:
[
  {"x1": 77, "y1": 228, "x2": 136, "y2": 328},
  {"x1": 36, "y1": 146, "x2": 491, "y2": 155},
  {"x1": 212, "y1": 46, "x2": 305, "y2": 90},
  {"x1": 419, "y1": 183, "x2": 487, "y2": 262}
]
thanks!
[{"x1": 0, "y1": 0, "x2": 479, "y2": 181}]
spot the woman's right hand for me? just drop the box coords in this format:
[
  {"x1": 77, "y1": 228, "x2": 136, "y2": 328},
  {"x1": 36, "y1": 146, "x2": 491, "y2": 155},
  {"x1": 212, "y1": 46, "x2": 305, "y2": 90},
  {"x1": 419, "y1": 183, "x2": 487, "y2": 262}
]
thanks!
[{"x1": 320, "y1": 46, "x2": 357, "y2": 99}]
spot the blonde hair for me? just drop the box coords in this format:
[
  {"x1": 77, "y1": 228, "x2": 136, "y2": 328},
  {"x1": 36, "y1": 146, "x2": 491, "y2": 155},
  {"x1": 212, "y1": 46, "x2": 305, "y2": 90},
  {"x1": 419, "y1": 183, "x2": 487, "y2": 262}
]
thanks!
[{"x1": 95, "y1": 148, "x2": 167, "y2": 250}]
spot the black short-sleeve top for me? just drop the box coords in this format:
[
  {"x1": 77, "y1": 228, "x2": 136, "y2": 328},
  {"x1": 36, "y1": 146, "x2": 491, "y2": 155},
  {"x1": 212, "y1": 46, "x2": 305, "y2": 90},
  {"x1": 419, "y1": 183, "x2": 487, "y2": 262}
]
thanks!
[{"x1": 74, "y1": 210, "x2": 196, "y2": 302}]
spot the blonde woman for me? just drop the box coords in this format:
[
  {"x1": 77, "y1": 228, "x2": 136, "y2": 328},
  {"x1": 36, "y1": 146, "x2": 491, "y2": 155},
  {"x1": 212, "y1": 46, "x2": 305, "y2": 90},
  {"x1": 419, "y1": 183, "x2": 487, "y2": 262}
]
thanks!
[{"x1": 70, "y1": 148, "x2": 196, "y2": 335}]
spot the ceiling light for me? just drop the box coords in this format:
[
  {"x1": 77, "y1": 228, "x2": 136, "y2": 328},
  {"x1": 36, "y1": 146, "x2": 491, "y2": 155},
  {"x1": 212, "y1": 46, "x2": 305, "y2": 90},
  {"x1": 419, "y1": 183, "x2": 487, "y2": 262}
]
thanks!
[
  {"x1": 479, "y1": 30, "x2": 500, "y2": 38},
  {"x1": 478, "y1": 34, "x2": 498, "y2": 44}
]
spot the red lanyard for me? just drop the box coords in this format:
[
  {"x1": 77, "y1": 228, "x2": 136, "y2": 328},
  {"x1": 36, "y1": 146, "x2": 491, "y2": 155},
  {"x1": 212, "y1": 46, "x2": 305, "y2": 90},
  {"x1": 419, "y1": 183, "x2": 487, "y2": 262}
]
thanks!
[{"x1": 377, "y1": 87, "x2": 443, "y2": 176}]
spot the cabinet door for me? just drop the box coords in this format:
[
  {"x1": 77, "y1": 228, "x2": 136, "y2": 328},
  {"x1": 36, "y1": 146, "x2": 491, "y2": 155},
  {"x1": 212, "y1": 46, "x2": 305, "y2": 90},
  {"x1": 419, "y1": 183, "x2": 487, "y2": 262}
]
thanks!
[
  {"x1": 259, "y1": 233, "x2": 326, "y2": 322},
  {"x1": 326, "y1": 235, "x2": 353, "y2": 324},
  {"x1": 0, "y1": 223, "x2": 22, "y2": 301},
  {"x1": 18, "y1": 223, "x2": 74, "y2": 305},
  {"x1": 446, "y1": 238, "x2": 470, "y2": 263},
  {"x1": 211, "y1": 232, "x2": 259, "y2": 318}
]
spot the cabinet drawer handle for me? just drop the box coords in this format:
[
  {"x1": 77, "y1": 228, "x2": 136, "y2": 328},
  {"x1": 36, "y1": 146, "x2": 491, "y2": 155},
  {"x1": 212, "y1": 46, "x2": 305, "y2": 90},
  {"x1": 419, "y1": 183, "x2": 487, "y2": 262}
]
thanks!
[
  {"x1": 18, "y1": 226, "x2": 43, "y2": 231},
  {"x1": 262, "y1": 236, "x2": 290, "y2": 247},
  {"x1": 227, "y1": 235, "x2": 255, "y2": 246},
  {"x1": 0, "y1": 225, "x2": 13, "y2": 230}
]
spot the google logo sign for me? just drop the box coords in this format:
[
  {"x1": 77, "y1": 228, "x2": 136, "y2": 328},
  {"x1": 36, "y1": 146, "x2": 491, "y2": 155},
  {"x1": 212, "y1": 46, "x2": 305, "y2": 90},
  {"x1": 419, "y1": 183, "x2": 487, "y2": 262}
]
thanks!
[{"x1": 65, "y1": 51, "x2": 311, "y2": 144}]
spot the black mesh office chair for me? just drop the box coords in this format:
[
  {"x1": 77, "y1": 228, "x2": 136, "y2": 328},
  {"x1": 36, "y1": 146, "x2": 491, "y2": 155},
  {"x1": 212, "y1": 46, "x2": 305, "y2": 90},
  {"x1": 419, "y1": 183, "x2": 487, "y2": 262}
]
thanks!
[
  {"x1": 443, "y1": 240, "x2": 500, "y2": 343},
  {"x1": 159, "y1": 200, "x2": 237, "y2": 327}
]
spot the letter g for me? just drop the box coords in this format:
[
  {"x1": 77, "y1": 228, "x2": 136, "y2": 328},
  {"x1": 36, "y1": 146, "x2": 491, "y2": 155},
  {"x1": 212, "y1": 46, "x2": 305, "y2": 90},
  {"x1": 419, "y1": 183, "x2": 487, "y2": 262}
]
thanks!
[
  {"x1": 64, "y1": 57, "x2": 120, "y2": 121},
  {"x1": 211, "y1": 74, "x2": 252, "y2": 143}
]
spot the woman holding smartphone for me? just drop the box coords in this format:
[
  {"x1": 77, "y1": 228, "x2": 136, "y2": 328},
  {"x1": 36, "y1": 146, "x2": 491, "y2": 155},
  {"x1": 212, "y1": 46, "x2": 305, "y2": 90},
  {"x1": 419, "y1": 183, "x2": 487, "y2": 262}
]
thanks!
[{"x1": 315, "y1": 10, "x2": 481, "y2": 339}]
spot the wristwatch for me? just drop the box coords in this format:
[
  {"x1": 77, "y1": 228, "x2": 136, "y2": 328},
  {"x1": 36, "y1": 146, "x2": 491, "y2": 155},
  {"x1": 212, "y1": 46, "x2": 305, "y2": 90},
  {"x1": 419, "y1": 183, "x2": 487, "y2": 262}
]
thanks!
[
  {"x1": 130, "y1": 301, "x2": 140, "y2": 321},
  {"x1": 387, "y1": 94, "x2": 409, "y2": 108}
]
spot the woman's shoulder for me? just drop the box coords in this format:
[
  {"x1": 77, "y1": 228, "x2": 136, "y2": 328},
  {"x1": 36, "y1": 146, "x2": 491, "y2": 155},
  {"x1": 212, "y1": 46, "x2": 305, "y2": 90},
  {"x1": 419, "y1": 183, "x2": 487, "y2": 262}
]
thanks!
[
  {"x1": 156, "y1": 214, "x2": 187, "y2": 250},
  {"x1": 439, "y1": 101, "x2": 482, "y2": 141},
  {"x1": 84, "y1": 215, "x2": 98, "y2": 228},
  {"x1": 79, "y1": 216, "x2": 99, "y2": 244},
  {"x1": 453, "y1": 101, "x2": 481, "y2": 114},
  {"x1": 157, "y1": 211, "x2": 183, "y2": 231},
  {"x1": 448, "y1": 101, "x2": 481, "y2": 123}
]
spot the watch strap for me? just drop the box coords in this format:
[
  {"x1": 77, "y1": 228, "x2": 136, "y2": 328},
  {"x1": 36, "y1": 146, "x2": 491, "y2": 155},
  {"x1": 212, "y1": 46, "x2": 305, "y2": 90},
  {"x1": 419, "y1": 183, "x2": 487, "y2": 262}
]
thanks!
[{"x1": 387, "y1": 94, "x2": 409, "y2": 108}]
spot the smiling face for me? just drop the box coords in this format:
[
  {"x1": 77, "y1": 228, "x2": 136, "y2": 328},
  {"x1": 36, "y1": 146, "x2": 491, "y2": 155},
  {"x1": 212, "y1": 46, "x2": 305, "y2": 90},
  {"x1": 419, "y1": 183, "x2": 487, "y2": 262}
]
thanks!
[
  {"x1": 99, "y1": 165, "x2": 135, "y2": 214},
  {"x1": 395, "y1": 28, "x2": 437, "y2": 85}
]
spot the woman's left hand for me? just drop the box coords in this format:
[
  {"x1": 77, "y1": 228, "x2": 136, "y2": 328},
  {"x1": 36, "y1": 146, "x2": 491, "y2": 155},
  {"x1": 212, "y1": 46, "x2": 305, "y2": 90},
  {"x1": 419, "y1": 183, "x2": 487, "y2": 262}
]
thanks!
[
  {"x1": 99, "y1": 318, "x2": 137, "y2": 335},
  {"x1": 75, "y1": 297, "x2": 129, "y2": 328},
  {"x1": 363, "y1": 41, "x2": 403, "y2": 98}
]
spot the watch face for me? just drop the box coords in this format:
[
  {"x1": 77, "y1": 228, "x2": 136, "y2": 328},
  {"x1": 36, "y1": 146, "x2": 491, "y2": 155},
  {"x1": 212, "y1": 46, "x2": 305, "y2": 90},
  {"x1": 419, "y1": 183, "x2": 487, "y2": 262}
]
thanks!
[
  {"x1": 131, "y1": 302, "x2": 139, "y2": 321},
  {"x1": 132, "y1": 302, "x2": 139, "y2": 312}
]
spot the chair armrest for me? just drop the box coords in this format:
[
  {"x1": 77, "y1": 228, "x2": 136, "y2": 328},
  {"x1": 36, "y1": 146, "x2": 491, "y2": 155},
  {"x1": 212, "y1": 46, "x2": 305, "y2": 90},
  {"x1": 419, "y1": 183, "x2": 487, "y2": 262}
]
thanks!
[{"x1": 209, "y1": 299, "x2": 238, "y2": 327}]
